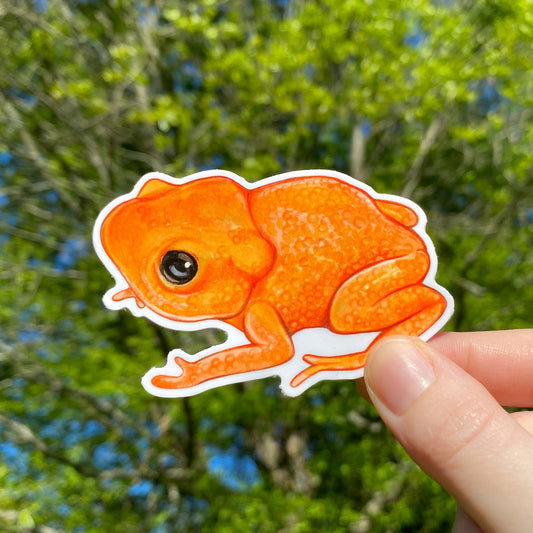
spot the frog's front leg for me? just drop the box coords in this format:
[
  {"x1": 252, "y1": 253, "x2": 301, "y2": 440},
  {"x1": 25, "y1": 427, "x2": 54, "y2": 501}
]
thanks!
[
  {"x1": 291, "y1": 251, "x2": 447, "y2": 388},
  {"x1": 151, "y1": 301, "x2": 294, "y2": 390}
]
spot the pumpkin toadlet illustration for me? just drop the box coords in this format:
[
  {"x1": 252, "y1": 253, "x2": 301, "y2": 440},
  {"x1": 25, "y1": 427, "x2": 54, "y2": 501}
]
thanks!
[{"x1": 93, "y1": 169, "x2": 453, "y2": 397}]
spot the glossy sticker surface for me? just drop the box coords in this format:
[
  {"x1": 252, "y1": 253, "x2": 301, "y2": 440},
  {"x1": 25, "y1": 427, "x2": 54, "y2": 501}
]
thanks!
[{"x1": 93, "y1": 169, "x2": 454, "y2": 397}]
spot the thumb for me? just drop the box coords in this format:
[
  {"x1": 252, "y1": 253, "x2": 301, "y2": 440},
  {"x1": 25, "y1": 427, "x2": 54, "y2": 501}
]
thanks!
[
  {"x1": 364, "y1": 336, "x2": 533, "y2": 533},
  {"x1": 452, "y1": 506, "x2": 483, "y2": 533}
]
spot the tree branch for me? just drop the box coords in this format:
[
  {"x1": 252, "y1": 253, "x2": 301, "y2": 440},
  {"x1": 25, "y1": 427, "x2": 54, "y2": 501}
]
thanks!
[
  {"x1": 0, "y1": 341, "x2": 149, "y2": 440},
  {"x1": 350, "y1": 460, "x2": 413, "y2": 533},
  {"x1": 350, "y1": 122, "x2": 366, "y2": 181},
  {"x1": 0, "y1": 508, "x2": 64, "y2": 533},
  {"x1": 402, "y1": 114, "x2": 445, "y2": 198},
  {"x1": 0, "y1": 97, "x2": 80, "y2": 212},
  {"x1": 0, "y1": 413, "x2": 99, "y2": 478}
]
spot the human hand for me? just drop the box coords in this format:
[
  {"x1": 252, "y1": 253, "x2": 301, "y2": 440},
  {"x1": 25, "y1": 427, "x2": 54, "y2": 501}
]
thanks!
[{"x1": 361, "y1": 330, "x2": 533, "y2": 533}]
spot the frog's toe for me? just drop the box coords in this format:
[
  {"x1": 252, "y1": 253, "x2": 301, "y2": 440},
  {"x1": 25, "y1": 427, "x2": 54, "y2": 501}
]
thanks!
[
  {"x1": 290, "y1": 366, "x2": 320, "y2": 388},
  {"x1": 290, "y1": 361, "x2": 338, "y2": 387},
  {"x1": 151, "y1": 374, "x2": 184, "y2": 389},
  {"x1": 303, "y1": 353, "x2": 367, "y2": 370},
  {"x1": 302, "y1": 354, "x2": 328, "y2": 365},
  {"x1": 292, "y1": 353, "x2": 368, "y2": 388}
]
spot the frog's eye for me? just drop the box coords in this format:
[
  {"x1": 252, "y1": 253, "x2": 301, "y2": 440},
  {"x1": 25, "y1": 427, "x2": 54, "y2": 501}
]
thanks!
[{"x1": 160, "y1": 251, "x2": 198, "y2": 286}]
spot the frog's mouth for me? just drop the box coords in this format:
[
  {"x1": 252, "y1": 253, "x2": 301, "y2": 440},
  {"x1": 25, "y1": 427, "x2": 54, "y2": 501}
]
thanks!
[{"x1": 111, "y1": 286, "x2": 145, "y2": 309}]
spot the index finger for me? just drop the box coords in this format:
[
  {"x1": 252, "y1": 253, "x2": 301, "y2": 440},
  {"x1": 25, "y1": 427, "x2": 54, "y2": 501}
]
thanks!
[{"x1": 428, "y1": 329, "x2": 533, "y2": 407}]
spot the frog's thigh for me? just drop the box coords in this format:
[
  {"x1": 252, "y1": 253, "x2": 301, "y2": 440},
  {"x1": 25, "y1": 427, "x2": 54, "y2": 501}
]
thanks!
[
  {"x1": 330, "y1": 251, "x2": 434, "y2": 332},
  {"x1": 374, "y1": 286, "x2": 447, "y2": 338}
]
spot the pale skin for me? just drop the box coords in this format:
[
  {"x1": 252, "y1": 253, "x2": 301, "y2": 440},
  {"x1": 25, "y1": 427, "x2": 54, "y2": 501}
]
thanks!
[{"x1": 360, "y1": 329, "x2": 533, "y2": 533}]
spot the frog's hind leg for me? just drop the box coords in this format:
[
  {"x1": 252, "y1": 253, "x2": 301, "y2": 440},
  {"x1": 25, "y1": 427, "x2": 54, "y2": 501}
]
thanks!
[
  {"x1": 290, "y1": 251, "x2": 447, "y2": 388},
  {"x1": 290, "y1": 287, "x2": 446, "y2": 388}
]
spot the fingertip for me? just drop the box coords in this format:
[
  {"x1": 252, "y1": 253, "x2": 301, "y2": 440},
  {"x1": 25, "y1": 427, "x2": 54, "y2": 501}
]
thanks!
[
  {"x1": 364, "y1": 336, "x2": 436, "y2": 416},
  {"x1": 452, "y1": 507, "x2": 483, "y2": 533}
]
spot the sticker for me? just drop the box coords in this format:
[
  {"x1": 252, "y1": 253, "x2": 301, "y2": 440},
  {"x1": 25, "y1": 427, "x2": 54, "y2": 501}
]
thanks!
[{"x1": 93, "y1": 169, "x2": 453, "y2": 397}]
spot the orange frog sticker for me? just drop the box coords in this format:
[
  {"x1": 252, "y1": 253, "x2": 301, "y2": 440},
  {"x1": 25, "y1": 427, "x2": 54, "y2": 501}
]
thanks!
[{"x1": 93, "y1": 170, "x2": 453, "y2": 397}]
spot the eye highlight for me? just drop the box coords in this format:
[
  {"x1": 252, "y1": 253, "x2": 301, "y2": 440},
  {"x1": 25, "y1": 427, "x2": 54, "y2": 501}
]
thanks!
[{"x1": 160, "y1": 251, "x2": 198, "y2": 285}]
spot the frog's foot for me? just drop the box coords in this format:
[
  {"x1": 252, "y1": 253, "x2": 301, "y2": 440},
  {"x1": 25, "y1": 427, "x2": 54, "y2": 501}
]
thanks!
[
  {"x1": 290, "y1": 352, "x2": 367, "y2": 388},
  {"x1": 151, "y1": 358, "x2": 202, "y2": 390}
]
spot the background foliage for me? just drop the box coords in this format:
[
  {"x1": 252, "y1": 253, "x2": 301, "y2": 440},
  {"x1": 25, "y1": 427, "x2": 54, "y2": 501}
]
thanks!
[{"x1": 1, "y1": 0, "x2": 532, "y2": 531}]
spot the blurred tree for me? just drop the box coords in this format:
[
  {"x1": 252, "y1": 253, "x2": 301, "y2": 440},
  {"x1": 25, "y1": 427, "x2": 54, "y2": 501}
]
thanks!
[{"x1": 0, "y1": 0, "x2": 531, "y2": 531}]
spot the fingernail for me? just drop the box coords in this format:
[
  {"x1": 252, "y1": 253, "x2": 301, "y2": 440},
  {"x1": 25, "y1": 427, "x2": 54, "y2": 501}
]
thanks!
[{"x1": 365, "y1": 338, "x2": 435, "y2": 416}]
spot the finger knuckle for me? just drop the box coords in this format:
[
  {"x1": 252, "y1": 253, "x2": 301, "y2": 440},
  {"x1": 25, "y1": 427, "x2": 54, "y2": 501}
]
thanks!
[{"x1": 426, "y1": 397, "x2": 506, "y2": 468}]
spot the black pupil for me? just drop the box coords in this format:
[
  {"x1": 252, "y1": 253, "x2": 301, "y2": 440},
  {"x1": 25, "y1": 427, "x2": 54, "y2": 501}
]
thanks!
[{"x1": 160, "y1": 251, "x2": 198, "y2": 285}]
